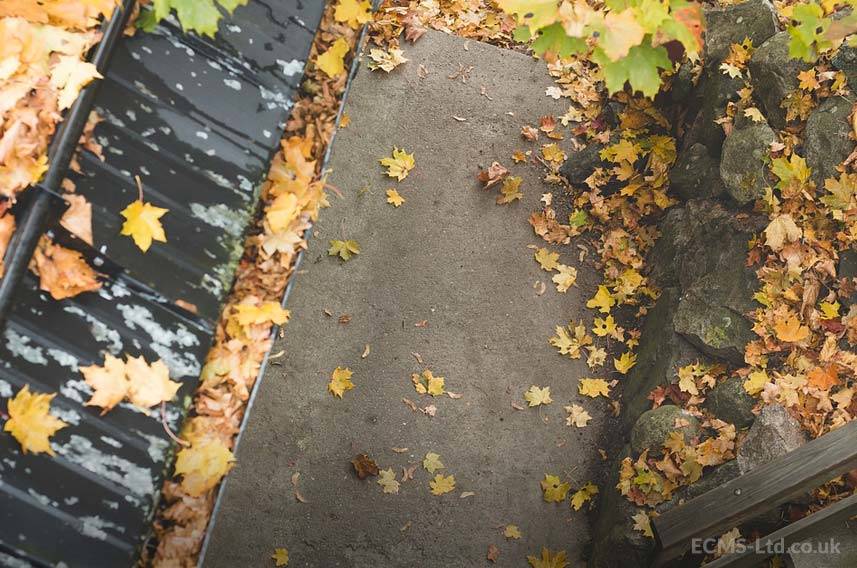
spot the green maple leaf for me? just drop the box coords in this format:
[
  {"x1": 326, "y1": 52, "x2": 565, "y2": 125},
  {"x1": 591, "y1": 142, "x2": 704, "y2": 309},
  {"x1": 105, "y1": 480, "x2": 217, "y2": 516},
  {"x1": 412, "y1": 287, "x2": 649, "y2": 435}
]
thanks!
[
  {"x1": 787, "y1": 2, "x2": 831, "y2": 63},
  {"x1": 142, "y1": 0, "x2": 249, "y2": 37},
  {"x1": 531, "y1": 23, "x2": 588, "y2": 58},
  {"x1": 595, "y1": 42, "x2": 672, "y2": 97}
]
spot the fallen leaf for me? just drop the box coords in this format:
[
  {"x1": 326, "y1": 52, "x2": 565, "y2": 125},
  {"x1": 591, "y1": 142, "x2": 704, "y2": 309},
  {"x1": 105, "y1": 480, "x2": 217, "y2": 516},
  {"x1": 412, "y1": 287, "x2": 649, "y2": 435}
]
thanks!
[
  {"x1": 3, "y1": 385, "x2": 67, "y2": 455},
  {"x1": 271, "y1": 547, "x2": 289, "y2": 567},
  {"x1": 328, "y1": 367, "x2": 355, "y2": 398},
  {"x1": 743, "y1": 369, "x2": 769, "y2": 395},
  {"x1": 565, "y1": 404, "x2": 592, "y2": 427},
  {"x1": 334, "y1": 0, "x2": 371, "y2": 28},
  {"x1": 316, "y1": 37, "x2": 350, "y2": 77},
  {"x1": 328, "y1": 239, "x2": 361, "y2": 260},
  {"x1": 378, "y1": 468, "x2": 400, "y2": 494},
  {"x1": 764, "y1": 214, "x2": 802, "y2": 252},
  {"x1": 120, "y1": 200, "x2": 168, "y2": 252},
  {"x1": 61, "y1": 194, "x2": 93, "y2": 244},
  {"x1": 504, "y1": 524, "x2": 522, "y2": 539},
  {"x1": 552, "y1": 264, "x2": 577, "y2": 292},
  {"x1": 586, "y1": 285, "x2": 616, "y2": 314},
  {"x1": 570, "y1": 482, "x2": 598, "y2": 510},
  {"x1": 578, "y1": 378, "x2": 610, "y2": 398},
  {"x1": 412, "y1": 369, "x2": 445, "y2": 396},
  {"x1": 632, "y1": 511, "x2": 653, "y2": 538},
  {"x1": 174, "y1": 438, "x2": 235, "y2": 497},
  {"x1": 535, "y1": 247, "x2": 560, "y2": 271},
  {"x1": 526, "y1": 547, "x2": 569, "y2": 568},
  {"x1": 423, "y1": 452, "x2": 445, "y2": 473},
  {"x1": 367, "y1": 47, "x2": 409, "y2": 72},
  {"x1": 429, "y1": 473, "x2": 455, "y2": 495},
  {"x1": 613, "y1": 351, "x2": 637, "y2": 374},
  {"x1": 774, "y1": 314, "x2": 810, "y2": 343},
  {"x1": 31, "y1": 238, "x2": 101, "y2": 300},
  {"x1": 386, "y1": 188, "x2": 405, "y2": 207},
  {"x1": 487, "y1": 543, "x2": 500, "y2": 563},
  {"x1": 541, "y1": 474, "x2": 570, "y2": 503},
  {"x1": 477, "y1": 162, "x2": 509, "y2": 188},
  {"x1": 125, "y1": 356, "x2": 181, "y2": 409},
  {"x1": 81, "y1": 354, "x2": 129, "y2": 414},
  {"x1": 271, "y1": 548, "x2": 289, "y2": 568},
  {"x1": 352, "y1": 453, "x2": 379, "y2": 479},
  {"x1": 379, "y1": 147, "x2": 415, "y2": 180},
  {"x1": 50, "y1": 55, "x2": 101, "y2": 110},
  {"x1": 497, "y1": 176, "x2": 523, "y2": 204},
  {"x1": 808, "y1": 365, "x2": 841, "y2": 390},
  {"x1": 524, "y1": 385, "x2": 552, "y2": 407}
]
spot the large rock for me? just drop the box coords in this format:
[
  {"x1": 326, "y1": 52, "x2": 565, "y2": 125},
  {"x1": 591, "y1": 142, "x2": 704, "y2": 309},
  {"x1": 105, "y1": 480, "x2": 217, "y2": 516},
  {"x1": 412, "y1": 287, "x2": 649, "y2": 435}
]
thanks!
[
  {"x1": 749, "y1": 32, "x2": 813, "y2": 129},
  {"x1": 620, "y1": 288, "x2": 705, "y2": 430},
  {"x1": 832, "y1": 44, "x2": 857, "y2": 92},
  {"x1": 703, "y1": 0, "x2": 778, "y2": 69},
  {"x1": 805, "y1": 93, "x2": 855, "y2": 187},
  {"x1": 560, "y1": 140, "x2": 604, "y2": 185},
  {"x1": 589, "y1": 446, "x2": 657, "y2": 568},
  {"x1": 631, "y1": 405, "x2": 701, "y2": 456},
  {"x1": 674, "y1": 269, "x2": 757, "y2": 364},
  {"x1": 703, "y1": 376, "x2": 757, "y2": 429},
  {"x1": 737, "y1": 404, "x2": 807, "y2": 474},
  {"x1": 671, "y1": 143, "x2": 726, "y2": 201},
  {"x1": 839, "y1": 249, "x2": 857, "y2": 279},
  {"x1": 720, "y1": 120, "x2": 777, "y2": 205},
  {"x1": 683, "y1": 68, "x2": 745, "y2": 154}
]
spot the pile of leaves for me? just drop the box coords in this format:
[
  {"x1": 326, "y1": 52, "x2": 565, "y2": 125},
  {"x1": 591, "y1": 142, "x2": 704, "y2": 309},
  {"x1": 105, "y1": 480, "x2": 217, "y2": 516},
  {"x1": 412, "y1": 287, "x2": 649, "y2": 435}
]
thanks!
[{"x1": 147, "y1": 3, "x2": 362, "y2": 565}]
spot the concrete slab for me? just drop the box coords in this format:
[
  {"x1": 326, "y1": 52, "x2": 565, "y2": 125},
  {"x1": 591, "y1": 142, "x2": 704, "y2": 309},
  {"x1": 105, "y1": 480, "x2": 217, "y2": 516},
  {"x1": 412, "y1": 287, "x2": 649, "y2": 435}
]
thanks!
[{"x1": 203, "y1": 30, "x2": 611, "y2": 567}]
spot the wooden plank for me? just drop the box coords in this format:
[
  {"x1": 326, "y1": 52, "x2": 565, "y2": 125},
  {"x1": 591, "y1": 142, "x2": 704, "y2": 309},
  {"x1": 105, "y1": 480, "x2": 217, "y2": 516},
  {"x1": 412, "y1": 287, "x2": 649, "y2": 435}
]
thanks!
[
  {"x1": 703, "y1": 494, "x2": 857, "y2": 568},
  {"x1": 652, "y1": 419, "x2": 857, "y2": 565}
]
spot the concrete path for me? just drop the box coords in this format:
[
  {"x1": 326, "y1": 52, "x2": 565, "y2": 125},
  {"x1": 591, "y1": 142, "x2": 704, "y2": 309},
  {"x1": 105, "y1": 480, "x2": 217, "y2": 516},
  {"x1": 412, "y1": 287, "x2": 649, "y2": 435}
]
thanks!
[{"x1": 204, "y1": 30, "x2": 610, "y2": 567}]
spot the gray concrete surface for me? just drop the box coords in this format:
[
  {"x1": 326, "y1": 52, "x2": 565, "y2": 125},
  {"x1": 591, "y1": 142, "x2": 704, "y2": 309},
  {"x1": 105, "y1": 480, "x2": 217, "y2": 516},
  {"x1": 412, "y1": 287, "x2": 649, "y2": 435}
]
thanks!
[{"x1": 203, "y1": 30, "x2": 610, "y2": 567}]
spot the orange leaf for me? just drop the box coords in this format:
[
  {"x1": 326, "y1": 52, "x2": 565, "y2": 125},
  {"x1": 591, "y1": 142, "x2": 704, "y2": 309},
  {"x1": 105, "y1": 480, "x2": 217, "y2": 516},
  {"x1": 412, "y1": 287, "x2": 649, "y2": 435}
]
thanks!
[
  {"x1": 807, "y1": 365, "x2": 841, "y2": 390},
  {"x1": 774, "y1": 314, "x2": 810, "y2": 343},
  {"x1": 31, "y1": 237, "x2": 101, "y2": 300}
]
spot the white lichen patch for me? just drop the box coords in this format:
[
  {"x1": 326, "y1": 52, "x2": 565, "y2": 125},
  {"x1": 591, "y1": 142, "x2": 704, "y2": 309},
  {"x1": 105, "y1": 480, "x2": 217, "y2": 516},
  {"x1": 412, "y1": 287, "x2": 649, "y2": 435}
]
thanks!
[
  {"x1": 80, "y1": 516, "x2": 124, "y2": 541},
  {"x1": 63, "y1": 306, "x2": 123, "y2": 355},
  {"x1": 4, "y1": 329, "x2": 47, "y2": 365},
  {"x1": 53, "y1": 435, "x2": 153, "y2": 503},
  {"x1": 51, "y1": 407, "x2": 81, "y2": 426},
  {"x1": 48, "y1": 348, "x2": 79, "y2": 372},
  {"x1": 133, "y1": 431, "x2": 169, "y2": 463},
  {"x1": 277, "y1": 58, "x2": 304, "y2": 77},
  {"x1": 0, "y1": 379, "x2": 12, "y2": 398},
  {"x1": 189, "y1": 202, "x2": 246, "y2": 237}
]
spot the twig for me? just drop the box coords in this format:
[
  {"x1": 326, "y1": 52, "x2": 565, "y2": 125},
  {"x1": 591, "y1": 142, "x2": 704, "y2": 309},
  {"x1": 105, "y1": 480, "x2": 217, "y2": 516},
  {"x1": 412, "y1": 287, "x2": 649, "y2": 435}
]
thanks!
[
  {"x1": 161, "y1": 402, "x2": 190, "y2": 447},
  {"x1": 134, "y1": 175, "x2": 144, "y2": 202}
]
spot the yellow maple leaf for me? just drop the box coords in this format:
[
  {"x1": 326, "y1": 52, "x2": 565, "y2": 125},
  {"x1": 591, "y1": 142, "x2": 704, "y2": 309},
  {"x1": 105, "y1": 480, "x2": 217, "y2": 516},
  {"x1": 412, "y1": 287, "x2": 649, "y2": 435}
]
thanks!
[
  {"x1": 524, "y1": 385, "x2": 552, "y2": 407},
  {"x1": 586, "y1": 346, "x2": 607, "y2": 369},
  {"x1": 601, "y1": 139, "x2": 639, "y2": 163},
  {"x1": 430, "y1": 473, "x2": 456, "y2": 495},
  {"x1": 552, "y1": 264, "x2": 577, "y2": 292},
  {"x1": 423, "y1": 452, "x2": 445, "y2": 473},
  {"x1": 316, "y1": 37, "x2": 350, "y2": 77},
  {"x1": 328, "y1": 366, "x2": 355, "y2": 398},
  {"x1": 527, "y1": 547, "x2": 569, "y2": 568},
  {"x1": 81, "y1": 354, "x2": 129, "y2": 414},
  {"x1": 272, "y1": 547, "x2": 289, "y2": 567},
  {"x1": 412, "y1": 369, "x2": 445, "y2": 396},
  {"x1": 743, "y1": 369, "x2": 769, "y2": 395},
  {"x1": 613, "y1": 351, "x2": 637, "y2": 374},
  {"x1": 497, "y1": 176, "x2": 523, "y2": 204},
  {"x1": 541, "y1": 143, "x2": 566, "y2": 163},
  {"x1": 334, "y1": 0, "x2": 371, "y2": 28},
  {"x1": 797, "y1": 68, "x2": 818, "y2": 91},
  {"x1": 125, "y1": 356, "x2": 181, "y2": 409},
  {"x1": 328, "y1": 239, "x2": 360, "y2": 260},
  {"x1": 535, "y1": 247, "x2": 560, "y2": 271},
  {"x1": 50, "y1": 55, "x2": 102, "y2": 110},
  {"x1": 774, "y1": 314, "x2": 810, "y2": 343},
  {"x1": 632, "y1": 511, "x2": 654, "y2": 538},
  {"x1": 579, "y1": 378, "x2": 610, "y2": 398},
  {"x1": 386, "y1": 188, "x2": 405, "y2": 207},
  {"x1": 3, "y1": 385, "x2": 67, "y2": 455},
  {"x1": 504, "y1": 524, "x2": 522, "y2": 539},
  {"x1": 743, "y1": 107, "x2": 765, "y2": 123},
  {"x1": 378, "y1": 468, "x2": 400, "y2": 494},
  {"x1": 592, "y1": 315, "x2": 616, "y2": 337},
  {"x1": 234, "y1": 302, "x2": 290, "y2": 327},
  {"x1": 677, "y1": 364, "x2": 699, "y2": 395},
  {"x1": 600, "y1": 9, "x2": 645, "y2": 61},
  {"x1": 379, "y1": 147, "x2": 415, "y2": 180},
  {"x1": 266, "y1": 193, "x2": 300, "y2": 232},
  {"x1": 564, "y1": 404, "x2": 592, "y2": 427},
  {"x1": 367, "y1": 47, "x2": 409, "y2": 72},
  {"x1": 819, "y1": 301, "x2": 840, "y2": 320},
  {"x1": 586, "y1": 285, "x2": 615, "y2": 314},
  {"x1": 120, "y1": 200, "x2": 168, "y2": 252},
  {"x1": 174, "y1": 438, "x2": 235, "y2": 496},
  {"x1": 541, "y1": 474, "x2": 570, "y2": 502},
  {"x1": 570, "y1": 482, "x2": 598, "y2": 510}
]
